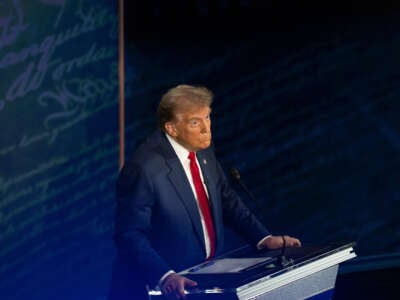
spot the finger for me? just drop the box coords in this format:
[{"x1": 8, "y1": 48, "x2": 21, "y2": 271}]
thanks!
[
  {"x1": 163, "y1": 282, "x2": 177, "y2": 296},
  {"x1": 289, "y1": 237, "x2": 300, "y2": 246},
  {"x1": 178, "y1": 280, "x2": 186, "y2": 298},
  {"x1": 163, "y1": 287, "x2": 174, "y2": 299},
  {"x1": 178, "y1": 287, "x2": 186, "y2": 299},
  {"x1": 169, "y1": 284, "x2": 185, "y2": 300},
  {"x1": 185, "y1": 278, "x2": 198, "y2": 287},
  {"x1": 163, "y1": 286, "x2": 172, "y2": 296},
  {"x1": 161, "y1": 285, "x2": 169, "y2": 294},
  {"x1": 289, "y1": 238, "x2": 301, "y2": 247}
]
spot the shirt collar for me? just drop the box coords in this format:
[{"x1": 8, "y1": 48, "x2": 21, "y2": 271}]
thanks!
[{"x1": 165, "y1": 133, "x2": 192, "y2": 163}]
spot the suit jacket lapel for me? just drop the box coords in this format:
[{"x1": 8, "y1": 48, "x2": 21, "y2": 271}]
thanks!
[
  {"x1": 196, "y1": 151, "x2": 214, "y2": 208},
  {"x1": 196, "y1": 150, "x2": 223, "y2": 246},
  {"x1": 155, "y1": 132, "x2": 206, "y2": 253}
]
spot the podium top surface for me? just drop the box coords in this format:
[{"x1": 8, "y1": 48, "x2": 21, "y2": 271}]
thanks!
[{"x1": 178, "y1": 242, "x2": 357, "y2": 289}]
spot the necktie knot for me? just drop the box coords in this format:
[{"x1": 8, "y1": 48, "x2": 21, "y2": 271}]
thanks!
[{"x1": 188, "y1": 151, "x2": 196, "y2": 161}]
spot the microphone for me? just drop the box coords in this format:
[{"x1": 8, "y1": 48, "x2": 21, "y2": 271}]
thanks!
[
  {"x1": 230, "y1": 167, "x2": 295, "y2": 268},
  {"x1": 229, "y1": 167, "x2": 257, "y2": 203}
]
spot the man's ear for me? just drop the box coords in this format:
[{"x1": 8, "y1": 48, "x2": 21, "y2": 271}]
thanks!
[{"x1": 165, "y1": 122, "x2": 177, "y2": 137}]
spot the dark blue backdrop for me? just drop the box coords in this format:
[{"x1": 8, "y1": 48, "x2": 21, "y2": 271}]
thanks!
[
  {"x1": 1, "y1": 1, "x2": 400, "y2": 299},
  {"x1": 0, "y1": 1, "x2": 118, "y2": 299}
]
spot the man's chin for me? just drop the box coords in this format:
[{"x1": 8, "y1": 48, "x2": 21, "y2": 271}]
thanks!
[{"x1": 201, "y1": 141, "x2": 211, "y2": 149}]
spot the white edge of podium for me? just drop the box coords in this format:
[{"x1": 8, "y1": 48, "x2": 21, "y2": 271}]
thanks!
[{"x1": 236, "y1": 246, "x2": 356, "y2": 299}]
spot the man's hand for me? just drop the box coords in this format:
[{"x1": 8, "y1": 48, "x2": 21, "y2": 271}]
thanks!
[
  {"x1": 161, "y1": 272, "x2": 197, "y2": 299},
  {"x1": 259, "y1": 235, "x2": 302, "y2": 250}
]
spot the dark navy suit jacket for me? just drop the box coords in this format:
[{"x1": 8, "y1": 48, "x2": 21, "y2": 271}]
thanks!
[{"x1": 109, "y1": 130, "x2": 270, "y2": 299}]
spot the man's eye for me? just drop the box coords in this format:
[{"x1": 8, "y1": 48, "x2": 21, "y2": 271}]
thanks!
[{"x1": 189, "y1": 120, "x2": 199, "y2": 127}]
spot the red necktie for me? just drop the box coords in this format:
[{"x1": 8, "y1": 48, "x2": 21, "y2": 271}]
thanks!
[{"x1": 188, "y1": 151, "x2": 216, "y2": 259}]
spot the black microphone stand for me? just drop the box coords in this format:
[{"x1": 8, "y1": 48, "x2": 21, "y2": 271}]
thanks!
[
  {"x1": 230, "y1": 167, "x2": 294, "y2": 268},
  {"x1": 229, "y1": 167, "x2": 258, "y2": 203},
  {"x1": 277, "y1": 236, "x2": 294, "y2": 268}
]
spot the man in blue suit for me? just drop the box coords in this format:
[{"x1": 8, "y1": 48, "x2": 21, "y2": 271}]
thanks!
[{"x1": 109, "y1": 85, "x2": 301, "y2": 300}]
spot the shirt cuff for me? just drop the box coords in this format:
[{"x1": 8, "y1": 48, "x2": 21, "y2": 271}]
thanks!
[
  {"x1": 256, "y1": 234, "x2": 272, "y2": 250},
  {"x1": 158, "y1": 270, "x2": 175, "y2": 287}
]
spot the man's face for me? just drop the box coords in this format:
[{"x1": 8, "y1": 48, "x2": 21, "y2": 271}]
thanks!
[{"x1": 166, "y1": 106, "x2": 212, "y2": 152}]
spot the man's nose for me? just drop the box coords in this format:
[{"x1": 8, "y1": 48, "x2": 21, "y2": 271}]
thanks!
[{"x1": 200, "y1": 120, "x2": 210, "y2": 133}]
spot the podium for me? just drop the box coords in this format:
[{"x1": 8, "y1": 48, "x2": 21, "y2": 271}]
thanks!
[{"x1": 149, "y1": 242, "x2": 356, "y2": 299}]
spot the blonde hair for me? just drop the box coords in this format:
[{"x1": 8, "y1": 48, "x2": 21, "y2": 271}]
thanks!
[{"x1": 157, "y1": 84, "x2": 213, "y2": 132}]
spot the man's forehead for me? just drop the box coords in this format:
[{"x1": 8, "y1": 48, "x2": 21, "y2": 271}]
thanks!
[{"x1": 175, "y1": 106, "x2": 211, "y2": 118}]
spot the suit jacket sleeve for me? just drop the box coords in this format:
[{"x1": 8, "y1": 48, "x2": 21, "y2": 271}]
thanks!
[
  {"x1": 216, "y1": 161, "x2": 271, "y2": 245},
  {"x1": 114, "y1": 161, "x2": 170, "y2": 286}
]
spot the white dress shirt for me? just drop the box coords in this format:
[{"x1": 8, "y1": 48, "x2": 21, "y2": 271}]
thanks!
[{"x1": 166, "y1": 134, "x2": 212, "y2": 258}]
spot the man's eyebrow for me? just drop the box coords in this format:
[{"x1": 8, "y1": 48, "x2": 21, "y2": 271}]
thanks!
[
  {"x1": 185, "y1": 111, "x2": 212, "y2": 121},
  {"x1": 188, "y1": 115, "x2": 209, "y2": 120}
]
